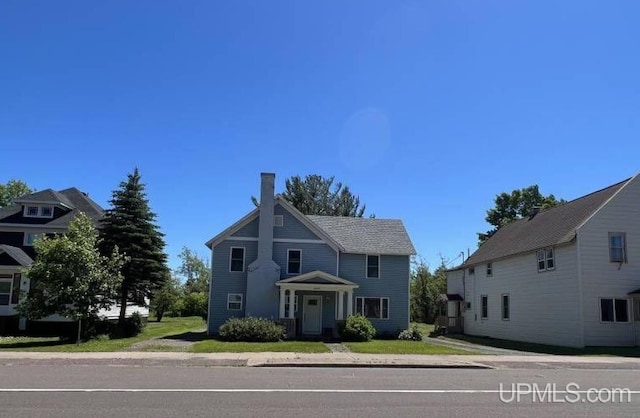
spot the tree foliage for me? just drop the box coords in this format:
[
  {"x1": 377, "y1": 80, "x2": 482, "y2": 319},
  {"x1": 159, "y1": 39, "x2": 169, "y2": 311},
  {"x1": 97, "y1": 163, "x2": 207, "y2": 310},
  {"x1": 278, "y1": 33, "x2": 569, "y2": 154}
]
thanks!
[
  {"x1": 478, "y1": 185, "x2": 565, "y2": 245},
  {"x1": 18, "y1": 213, "x2": 124, "y2": 341},
  {"x1": 0, "y1": 179, "x2": 34, "y2": 207},
  {"x1": 150, "y1": 276, "x2": 181, "y2": 322},
  {"x1": 252, "y1": 174, "x2": 369, "y2": 217},
  {"x1": 177, "y1": 247, "x2": 211, "y2": 294},
  {"x1": 410, "y1": 260, "x2": 447, "y2": 324},
  {"x1": 99, "y1": 168, "x2": 169, "y2": 324}
]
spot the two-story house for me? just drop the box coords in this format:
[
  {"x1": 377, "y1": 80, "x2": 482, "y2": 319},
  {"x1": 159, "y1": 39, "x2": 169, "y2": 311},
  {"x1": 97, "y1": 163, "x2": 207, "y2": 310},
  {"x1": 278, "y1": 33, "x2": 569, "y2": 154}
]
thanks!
[
  {"x1": 0, "y1": 187, "x2": 147, "y2": 335},
  {"x1": 446, "y1": 175, "x2": 640, "y2": 348},
  {"x1": 205, "y1": 173, "x2": 415, "y2": 338}
]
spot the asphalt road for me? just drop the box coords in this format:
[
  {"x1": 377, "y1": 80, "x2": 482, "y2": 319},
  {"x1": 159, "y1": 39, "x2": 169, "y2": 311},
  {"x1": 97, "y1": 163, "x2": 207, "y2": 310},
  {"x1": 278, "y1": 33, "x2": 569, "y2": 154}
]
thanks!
[{"x1": 0, "y1": 365, "x2": 638, "y2": 417}]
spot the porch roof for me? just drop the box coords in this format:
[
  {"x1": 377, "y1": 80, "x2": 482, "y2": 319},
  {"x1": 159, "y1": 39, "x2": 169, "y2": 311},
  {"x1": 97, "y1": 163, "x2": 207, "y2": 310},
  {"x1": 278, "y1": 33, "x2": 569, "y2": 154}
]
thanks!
[
  {"x1": 628, "y1": 288, "x2": 640, "y2": 295},
  {"x1": 276, "y1": 270, "x2": 359, "y2": 291},
  {"x1": 0, "y1": 245, "x2": 33, "y2": 267}
]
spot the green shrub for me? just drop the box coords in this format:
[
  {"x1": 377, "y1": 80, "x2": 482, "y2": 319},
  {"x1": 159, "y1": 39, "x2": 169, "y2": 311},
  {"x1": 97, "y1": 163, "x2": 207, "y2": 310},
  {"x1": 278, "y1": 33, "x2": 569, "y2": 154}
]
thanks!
[
  {"x1": 398, "y1": 325, "x2": 423, "y2": 341},
  {"x1": 340, "y1": 314, "x2": 376, "y2": 342},
  {"x1": 218, "y1": 317, "x2": 284, "y2": 342},
  {"x1": 121, "y1": 312, "x2": 145, "y2": 337}
]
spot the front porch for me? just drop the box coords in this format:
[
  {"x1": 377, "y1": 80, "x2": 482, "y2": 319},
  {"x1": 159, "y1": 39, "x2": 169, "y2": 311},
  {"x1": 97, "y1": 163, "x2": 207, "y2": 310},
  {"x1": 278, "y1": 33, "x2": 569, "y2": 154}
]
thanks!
[
  {"x1": 276, "y1": 270, "x2": 359, "y2": 339},
  {"x1": 0, "y1": 245, "x2": 33, "y2": 333}
]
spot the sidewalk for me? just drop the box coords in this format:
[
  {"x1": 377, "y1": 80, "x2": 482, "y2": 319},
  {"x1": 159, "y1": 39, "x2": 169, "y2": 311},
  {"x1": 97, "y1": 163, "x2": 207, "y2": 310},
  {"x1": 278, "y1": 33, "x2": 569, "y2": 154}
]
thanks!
[{"x1": 1, "y1": 351, "x2": 640, "y2": 369}]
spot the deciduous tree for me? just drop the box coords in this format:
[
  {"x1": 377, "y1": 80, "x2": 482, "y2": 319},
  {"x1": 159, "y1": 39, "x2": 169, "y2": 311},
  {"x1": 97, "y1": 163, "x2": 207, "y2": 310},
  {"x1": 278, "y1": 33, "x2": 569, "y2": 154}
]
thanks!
[
  {"x1": 478, "y1": 185, "x2": 565, "y2": 245},
  {"x1": 18, "y1": 213, "x2": 124, "y2": 342},
  {"x1": 0, "y1": 180, "x2": 33, "y2": 207}
]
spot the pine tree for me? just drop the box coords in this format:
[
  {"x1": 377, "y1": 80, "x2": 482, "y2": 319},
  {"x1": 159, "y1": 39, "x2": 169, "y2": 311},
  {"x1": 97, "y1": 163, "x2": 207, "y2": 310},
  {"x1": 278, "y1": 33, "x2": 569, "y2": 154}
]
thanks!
[{"x1": 100, "y1": 168, "x2": 169, "y2": 325}]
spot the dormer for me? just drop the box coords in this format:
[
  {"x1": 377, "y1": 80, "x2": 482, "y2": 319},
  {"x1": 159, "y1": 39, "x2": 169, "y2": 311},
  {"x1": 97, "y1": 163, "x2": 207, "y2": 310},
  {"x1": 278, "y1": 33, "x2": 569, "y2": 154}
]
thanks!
[{"x1": 11, "y1": 189, "x2": 75, "y2": 220}]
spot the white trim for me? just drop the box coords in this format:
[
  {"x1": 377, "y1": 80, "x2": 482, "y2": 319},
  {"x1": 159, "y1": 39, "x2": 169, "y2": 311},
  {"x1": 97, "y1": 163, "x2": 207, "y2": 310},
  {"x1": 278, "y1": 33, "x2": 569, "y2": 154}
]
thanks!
[
  {"x1": 23, "y1": 232, "x2": 42, "y2": 246},
  {"x1": 285, "y1": 294, "x2": 298, "y2": 313},
  {"x1": 302, "y1": 295, "x2": 323, "y2": 334},
  {"x1": 355, "y1": 296, "x2": 390, "y2": 320},
  {"x1": 0, "y1": 274, "x2": 13, "y2": 306},
  {"x1": 286, "y1": 249, "x2": 302, "y2": 275},
  {"x1": 22, "y1": 205, "x2": 54, "y2": 219},
  {"x1": 274, "y1": 215, "x2": 284, "y2": 227},
  {"x1": 575, "y1": 175, "x2": 636, "y2": 231},
  {"x1": 486, "y1": 262, "x2": 492, "y2": 277},
  {"x1": 276, "y1": 270, "x2": 358, "y2": 286},
  {"x1": 205, "y1": 208, "x2": 259, "y2": 249},
  {"x1": 608, "y1": 232, "x2": 627, "y2": 263},
  {"x1": 226, "y1": 293, "x2": 243, "y2": 311},
  {"x1": 222, "y1": 237, "x2": 328, "y2": 245},
  {"x1": 365, "y1": 254, "x2": 380, "y2": 279},
  {"x1": 229, "y1": 247, "x2": 245, "y2": 273},
  {"x1": 536, "y1": 248, "x2": 555, "y2": 272},
  {"x1": 599, "y1": 297, "x2": 630, "y2": 324}
]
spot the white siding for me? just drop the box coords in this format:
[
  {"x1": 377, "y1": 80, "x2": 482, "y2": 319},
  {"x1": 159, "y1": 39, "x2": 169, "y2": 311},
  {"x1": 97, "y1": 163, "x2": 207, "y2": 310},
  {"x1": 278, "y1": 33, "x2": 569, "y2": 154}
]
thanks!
[
  {"x1": 459, "y1": 245, "x2": 583, "y2": 347},
  {"x1": 577, "y1": 175, "x2": 640, "y2": 347},
  {"x1": 446, "y1": 269, "x2": 464, "y2": 317}
]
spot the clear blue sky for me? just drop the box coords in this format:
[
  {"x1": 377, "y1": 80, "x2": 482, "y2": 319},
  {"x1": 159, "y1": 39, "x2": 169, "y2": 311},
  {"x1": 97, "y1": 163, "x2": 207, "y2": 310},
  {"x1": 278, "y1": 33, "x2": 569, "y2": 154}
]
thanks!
[{"x1": 2, "y1": 1, "x2": 639, "y2": 271}]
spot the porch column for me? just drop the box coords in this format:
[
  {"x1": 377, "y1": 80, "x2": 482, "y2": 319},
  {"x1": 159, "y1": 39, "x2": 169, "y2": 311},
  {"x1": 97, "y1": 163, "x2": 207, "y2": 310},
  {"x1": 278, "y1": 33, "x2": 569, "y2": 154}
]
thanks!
[
  {"x1": 279, "y1": 287, "x2": 286, "y2": 319},
  {"x1": 346, "y1": 290, "x2": 353, "y2": 316},
  {"x1": 337, "y1": 291, "x2": 344, "y2": 320},
  {"x1": 287, "y1": 289, "x2": 296, "y2": 319}
]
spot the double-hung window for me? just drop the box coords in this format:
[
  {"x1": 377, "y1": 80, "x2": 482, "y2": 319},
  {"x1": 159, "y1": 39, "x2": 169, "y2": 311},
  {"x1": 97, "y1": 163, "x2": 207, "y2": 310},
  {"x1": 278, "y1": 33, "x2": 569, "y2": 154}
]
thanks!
[
  {"x1": 227, "y1": 294, "x2": 243, "y2": 310},
  {"x1": 229, "y1": 247, "x2": 245, "y2": 272},
  {"x1": 486, "y1": 263, "x2": 493, "y2": 277},
  {"x1": 609, "y1": 233, "x2": 627, "y2": 263},
  {"x1": 355, "y1": 297, "x2": 389, "y2": 319},
  {"x1": 366, "y1": 255, "x2": 380, "y2": 278},
  {"x1": 537, "y1": 248, "x2": 555, "y2": 272},
  {"x1": 287, "y1": 249, "x2": 301, "y2": 275},
  {"x1": 600, "y1": 298, "x2": 629, "y2": 323},
  {"x1": 0, "y1": 274, "x2": 13, "y2": 306}
]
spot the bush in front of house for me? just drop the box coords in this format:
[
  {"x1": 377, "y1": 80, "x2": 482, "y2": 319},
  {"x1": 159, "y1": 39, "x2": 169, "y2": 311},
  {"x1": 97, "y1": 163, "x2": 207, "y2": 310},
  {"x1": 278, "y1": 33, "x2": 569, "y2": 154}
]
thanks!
[
  {"x1": 218, "y1": 317, "x2": 285, "y2": 342},
  {"x1": 340, "y1": 314, "x2": 376, "y2": 342},
  {"x1": 397, "y1": 325, "x2": 423, "y2": 341}
]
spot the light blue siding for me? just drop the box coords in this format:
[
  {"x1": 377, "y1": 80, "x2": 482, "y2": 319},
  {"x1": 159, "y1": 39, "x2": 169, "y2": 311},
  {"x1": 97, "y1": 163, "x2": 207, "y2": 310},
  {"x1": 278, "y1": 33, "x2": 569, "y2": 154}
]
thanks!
[
  {"x1": 231, "y1": 217, "x2": 259, "y2": 237},
  {"x1": 208, "y1": 239, "x2": 258, "y2": 334},
  {"x1": 339, "y1": 253, "x2": 410, "y2": 335},
  {"x1": 273, "y1": 204, "x2": 321, "y2": 240},
  {"x1": 273, "y1": 242, "x2": 337, "y2": 278}
]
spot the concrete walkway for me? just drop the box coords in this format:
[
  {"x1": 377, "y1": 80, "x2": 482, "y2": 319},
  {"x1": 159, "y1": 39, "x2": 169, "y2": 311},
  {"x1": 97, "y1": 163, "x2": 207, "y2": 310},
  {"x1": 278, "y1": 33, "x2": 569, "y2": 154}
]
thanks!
[
  {"x1": 425, "y1": 336, "x2": 539, "y2": 355},
  {"x1": 1, "y1": 351, "x2": 640, "y2": 369}
]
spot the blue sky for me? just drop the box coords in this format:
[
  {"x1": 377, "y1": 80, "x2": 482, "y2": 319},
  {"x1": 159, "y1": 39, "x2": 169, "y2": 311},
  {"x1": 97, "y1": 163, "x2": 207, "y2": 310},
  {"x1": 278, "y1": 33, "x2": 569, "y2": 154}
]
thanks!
[{"x1": 2, "y1": 1, "x2": 639, "y2": 271}]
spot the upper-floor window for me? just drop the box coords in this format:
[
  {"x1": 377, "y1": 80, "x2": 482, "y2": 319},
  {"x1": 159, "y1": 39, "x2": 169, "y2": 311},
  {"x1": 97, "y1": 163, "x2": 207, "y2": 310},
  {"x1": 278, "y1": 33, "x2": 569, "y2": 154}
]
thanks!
[
  {"x1": 468, "y1": 267, "x2": 475, "y2": 276},
  {"x1": 366, "y1": 255, "x2": 380, "y2": 278},
  {"x1": 24, "y1": 206, "x2": 54, "y2": 218},
  {"x1": 609, "y1": 233, "x2": 627, "y2": 263},
  {"x1": 600, "y1": 298, "x2": 628, "y2": 323},
  {"x1": 287, "y1": 249, "x2": 301, "y2": 275},
  {"x1": 229, "y1": 247, "x2": 245, "y2": 272},
  {"x1": 481, "y1": 295, "x2": 488, "y2": 319},
  {"x1": 537, "y1": 248, "x2": 555, "y2": 272},
  {"x1": 274, "y1": 215, "x2": 284, "y2": 227},
  {"x1": 23, "y1": 232, "x2": 42, "y2": 246},
  {"x1": 486, "y1": 263, "x2": 493, "y2": 277}
]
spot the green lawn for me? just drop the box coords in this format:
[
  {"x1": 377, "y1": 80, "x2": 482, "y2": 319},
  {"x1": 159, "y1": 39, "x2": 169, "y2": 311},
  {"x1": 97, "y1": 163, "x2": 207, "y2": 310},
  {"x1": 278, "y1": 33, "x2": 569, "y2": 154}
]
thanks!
[
  {"x1": 0, "y1": 316, "x2": 206, "y2": 352},
  {"x1": 410, "y1": 322, "x2": 435, "y2": 337},
  {"x1": 448, "y1": 335, "x2": 640, "y2": 357},
  {"x1": 344, "y1": 340, "x2": 471, "y2": 355},
  {"x1": 191, "y1": 339, "x2": 330, "y2": 353}
]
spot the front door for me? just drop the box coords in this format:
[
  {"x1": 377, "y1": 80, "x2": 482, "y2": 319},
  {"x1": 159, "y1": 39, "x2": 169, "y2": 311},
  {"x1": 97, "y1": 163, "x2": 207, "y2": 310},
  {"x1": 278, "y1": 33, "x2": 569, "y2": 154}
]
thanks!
[{"x1": 302, "y1": 295, "x2": 322, "y2": 335}]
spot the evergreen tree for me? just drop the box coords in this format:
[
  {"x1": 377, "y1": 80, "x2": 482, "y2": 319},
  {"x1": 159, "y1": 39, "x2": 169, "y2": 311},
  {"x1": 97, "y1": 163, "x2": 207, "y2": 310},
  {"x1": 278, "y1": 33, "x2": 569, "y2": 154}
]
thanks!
[{"x1": 100, "y1": 168, "x2": 169, "y2": 324}]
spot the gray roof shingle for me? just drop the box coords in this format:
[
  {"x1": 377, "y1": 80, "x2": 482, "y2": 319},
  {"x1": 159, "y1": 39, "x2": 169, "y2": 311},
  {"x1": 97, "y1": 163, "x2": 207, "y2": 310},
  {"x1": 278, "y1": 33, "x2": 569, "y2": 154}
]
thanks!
[
  {"x1": 0, "y1": 245, "x2": 34, "y2": 266},
  {"x1": 0, "y1": 187, "x2": 104, "y2": 228},
  {"x1": 306, "y1": 215, "x2": 416, "y2": 255},
  {"x1": 463, "y1": 178, "x2": 630, "y2": 266}
]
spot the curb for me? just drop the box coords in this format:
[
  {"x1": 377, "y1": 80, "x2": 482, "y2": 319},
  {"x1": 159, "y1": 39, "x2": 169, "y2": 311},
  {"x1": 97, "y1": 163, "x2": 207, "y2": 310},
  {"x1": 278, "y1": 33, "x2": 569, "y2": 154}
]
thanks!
[{"x1": 252, "y1": 362, "x2": 492, "y2": 369}]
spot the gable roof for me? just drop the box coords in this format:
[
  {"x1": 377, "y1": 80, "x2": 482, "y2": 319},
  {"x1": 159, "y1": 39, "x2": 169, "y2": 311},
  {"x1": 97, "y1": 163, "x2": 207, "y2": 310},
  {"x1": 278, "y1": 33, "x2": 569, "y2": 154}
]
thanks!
[
  {"x1": 0, "y1": 187, "x2": 104, "y2": 228},
  {"x1": 463, "y1": 177, "x2": 631, "y2": 266},
  {"x1": 0, "y1": 245, "x2": 34, "y2": 266},
  {"x1": 277, "y1": 270, "x2": 358, "y2": 286},
  {"x1": 306, "y1": 215, "x2": 416, "y2": 255},
  {"x1": 205, "y1": 196, "x2": 415, "y2": 255}
]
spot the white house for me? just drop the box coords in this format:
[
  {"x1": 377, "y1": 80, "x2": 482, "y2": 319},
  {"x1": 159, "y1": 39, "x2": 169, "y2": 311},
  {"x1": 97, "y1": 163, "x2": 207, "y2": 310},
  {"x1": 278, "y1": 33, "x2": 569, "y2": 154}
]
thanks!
[{"x1": 446, "y1": 175, "x2": 640, "y2": 348}]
